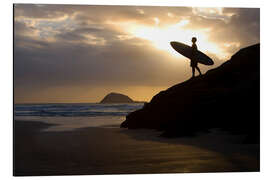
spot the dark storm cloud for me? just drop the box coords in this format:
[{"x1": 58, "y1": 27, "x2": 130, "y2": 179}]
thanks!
[
  {"x1": 14, "y1": 5, "x2": 260, "y2": 103},
  {"x1": 14, "y1": 22, "x2": 177, "y2": 98},
  {"x1": 227, "y1": 8, "x2": 260, "y2": 43},
  {"x1": 191, "y1": 8, "x2": 259, "y2": 46},
  {"x1": 15, "y1": 4, "x2": 76, "y2": 19},
  {"x1": 15, "y1": 34, "x2": 176, "y2": 87}
]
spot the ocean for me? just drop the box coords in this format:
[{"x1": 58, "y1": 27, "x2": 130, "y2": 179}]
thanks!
[{"x1": 14, "y1": 103, "x2": 143, "y2": 132}]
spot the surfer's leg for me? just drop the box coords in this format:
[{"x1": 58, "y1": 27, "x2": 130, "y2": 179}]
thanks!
[
  {"x1": 196, "y1": 66, "x2": 202, "y2": 75},
  {"x1": 192, "y1": 67, "x2": 195, "y2": 77}
]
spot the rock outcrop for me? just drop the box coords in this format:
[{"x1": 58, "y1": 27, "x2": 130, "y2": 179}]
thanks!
[
  {"x1": 121, "y1": 44, "x2": 260, "y2": 143},
  {"x1": 100, "y1": 92, "x2": 134, "y2": 103}
]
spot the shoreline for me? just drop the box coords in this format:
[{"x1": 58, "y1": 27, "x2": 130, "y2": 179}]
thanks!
[{"x1": 14, "y1": 120, "x2": 259, "y2": 176}]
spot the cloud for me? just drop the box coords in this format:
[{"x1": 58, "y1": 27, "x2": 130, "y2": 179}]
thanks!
[
  {"x1": 14, "y1": 5, "x2": 260, "y2": 103},
  {"x1": 192, "y1": 7, "x2": 234, "y2": 23}
]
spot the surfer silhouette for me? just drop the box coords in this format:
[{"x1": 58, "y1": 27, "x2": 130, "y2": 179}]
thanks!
[{"x1": 190, "y1": 37, "x2": 202, "y2": 77}]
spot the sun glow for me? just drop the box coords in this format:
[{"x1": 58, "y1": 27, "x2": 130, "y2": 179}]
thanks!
[{"x1": 125, "y1": 20, "x2": 228, "y2": 59}]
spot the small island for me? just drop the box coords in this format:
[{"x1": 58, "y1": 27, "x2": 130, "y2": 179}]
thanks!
[{"x1": 100, "y1": 92, "x2": 134, "y2": 103}]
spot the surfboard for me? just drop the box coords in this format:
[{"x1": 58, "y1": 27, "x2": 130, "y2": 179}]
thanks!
[{"x1": 170, "y1": 41, "x2": 214, "y2": 65}]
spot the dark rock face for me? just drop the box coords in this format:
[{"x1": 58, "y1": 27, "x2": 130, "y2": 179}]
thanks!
[
  {"x1": 100, "y1": 92, "x2": 134, "y2": 103},
  {"x1": 121, "y1": 44, "x2": 260, "y2": 142}
]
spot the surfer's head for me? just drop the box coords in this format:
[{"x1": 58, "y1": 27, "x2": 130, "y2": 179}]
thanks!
[{"x1": 192, "y1": 37, "x2": 197, "y2": 43}]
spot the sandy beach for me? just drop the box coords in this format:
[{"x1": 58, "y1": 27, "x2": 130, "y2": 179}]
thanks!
[{"x1": 14, "y1": 120, "x2": 259, "y2": 176}]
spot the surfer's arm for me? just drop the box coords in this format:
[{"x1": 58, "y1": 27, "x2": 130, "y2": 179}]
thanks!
[
  {"x1": 191, "y1": 44, "x2": 197, "y2": 57},
  {"x1": 192, "y1": 44, "x2": 197, "y2": 51}
]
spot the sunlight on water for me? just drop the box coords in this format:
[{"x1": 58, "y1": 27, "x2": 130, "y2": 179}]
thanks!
[{"x1": 15, "y1": 116, "x2": 126, "y2": 132}]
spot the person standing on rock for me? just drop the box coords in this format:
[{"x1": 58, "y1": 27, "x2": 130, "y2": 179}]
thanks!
[{"x1": 190, "y1": 37, "x2": 202, "y2": 78}]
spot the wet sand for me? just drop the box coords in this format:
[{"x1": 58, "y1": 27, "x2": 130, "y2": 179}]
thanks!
[{"x1": 14, "y1": 120, "x2": 259, "y2": 176}]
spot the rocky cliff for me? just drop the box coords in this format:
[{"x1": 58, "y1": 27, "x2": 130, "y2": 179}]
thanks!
[{"x1": 121, "y1": 44, "x2": 260, "y2": 143}]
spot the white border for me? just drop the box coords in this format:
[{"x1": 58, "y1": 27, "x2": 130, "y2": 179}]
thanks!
[
  {"x1": 7, "y1": 0, "x2": 265, "y2": 7},
  {"x1": 1, "y1": 0, "x2": 269, "y2": 180}
]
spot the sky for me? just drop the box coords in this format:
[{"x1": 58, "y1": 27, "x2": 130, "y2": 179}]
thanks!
[{"x1": 14, "y1": 4, "x2": 260, "y2": 103}]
